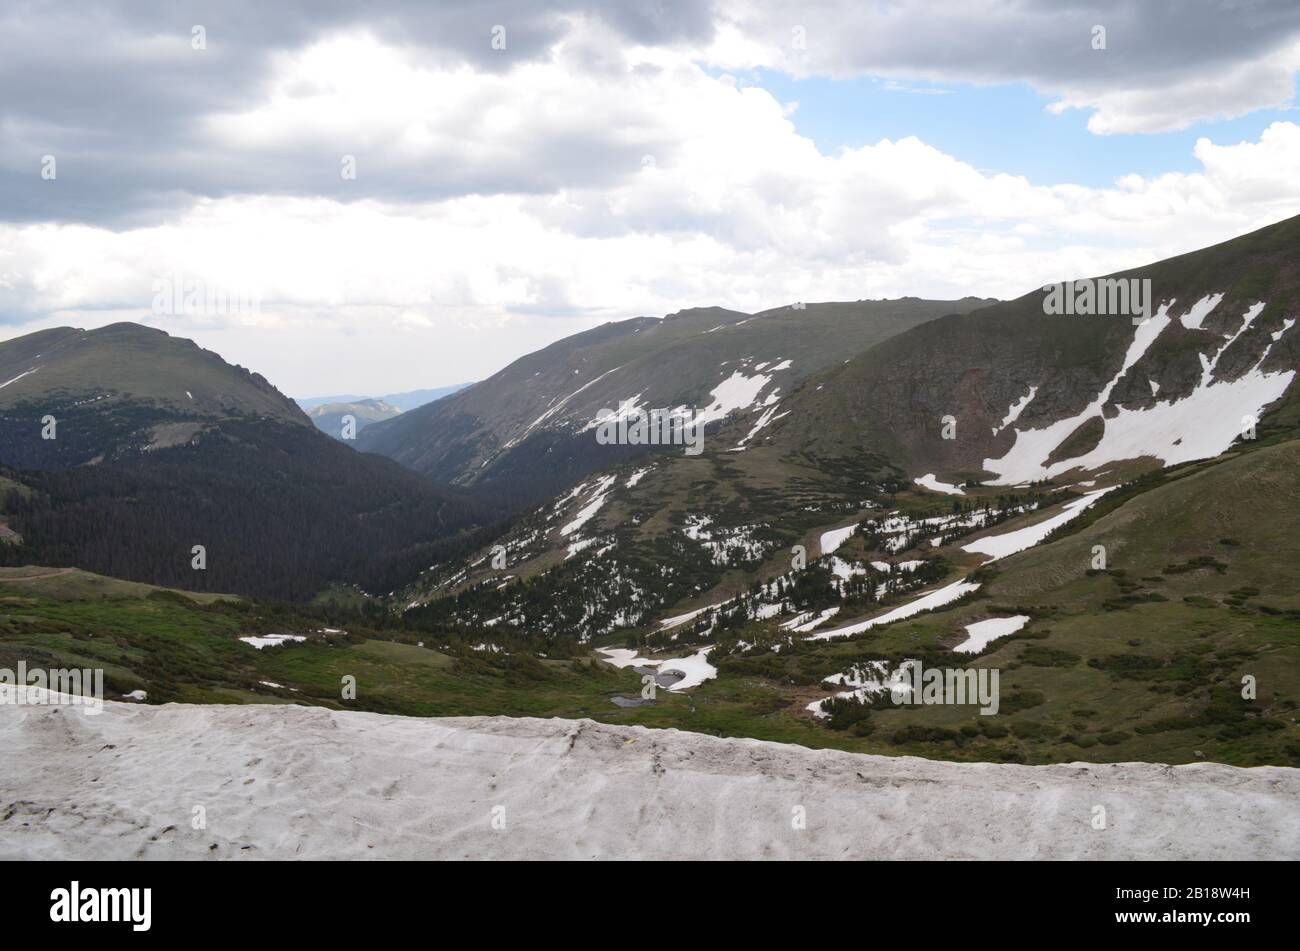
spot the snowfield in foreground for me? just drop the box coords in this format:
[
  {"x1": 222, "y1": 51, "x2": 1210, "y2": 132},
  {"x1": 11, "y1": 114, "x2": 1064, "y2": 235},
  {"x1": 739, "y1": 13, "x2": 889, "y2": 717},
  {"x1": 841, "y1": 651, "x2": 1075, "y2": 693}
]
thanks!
[{"x1": 2, "y1": 699, "x2": 1296, "y2": 860}]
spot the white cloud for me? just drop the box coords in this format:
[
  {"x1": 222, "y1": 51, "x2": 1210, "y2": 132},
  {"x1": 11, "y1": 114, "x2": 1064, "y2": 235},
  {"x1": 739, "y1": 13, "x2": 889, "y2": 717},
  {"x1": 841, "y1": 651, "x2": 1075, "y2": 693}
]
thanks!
[
  {"x1": 3, "y1": 33, "x2": 1300, "y2": 395},
  {"x1": 1048, "y1": 42, "x2": 1300, "y2": 134}
]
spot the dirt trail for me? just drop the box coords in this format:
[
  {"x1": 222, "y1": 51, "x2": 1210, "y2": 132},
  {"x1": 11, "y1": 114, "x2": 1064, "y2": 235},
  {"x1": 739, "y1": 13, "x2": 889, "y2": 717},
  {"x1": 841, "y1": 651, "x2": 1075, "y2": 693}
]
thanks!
[{"x1": 0, "y1": 567, "x2": 77, "y2": 583}]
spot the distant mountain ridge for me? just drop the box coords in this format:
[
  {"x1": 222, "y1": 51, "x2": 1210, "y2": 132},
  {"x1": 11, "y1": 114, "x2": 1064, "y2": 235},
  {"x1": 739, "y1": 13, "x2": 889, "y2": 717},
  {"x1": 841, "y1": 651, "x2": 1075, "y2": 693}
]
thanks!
[
  {"x1": 358, "y1": 298, "x2": 994, "y2": 507},
  {"x1": 306, "y1": 398, "x2": 401, "y2": 441},
  {"x1": 297, "y1": 384, "x2": 471, "y2": 413}
]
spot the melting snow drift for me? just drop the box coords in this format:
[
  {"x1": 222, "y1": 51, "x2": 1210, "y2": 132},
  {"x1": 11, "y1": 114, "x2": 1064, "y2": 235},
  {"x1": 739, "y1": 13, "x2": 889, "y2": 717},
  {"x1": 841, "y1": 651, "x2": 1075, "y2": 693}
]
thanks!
[{"x1": 1, "y1": 697, "x2": 1294, "y2": 859}]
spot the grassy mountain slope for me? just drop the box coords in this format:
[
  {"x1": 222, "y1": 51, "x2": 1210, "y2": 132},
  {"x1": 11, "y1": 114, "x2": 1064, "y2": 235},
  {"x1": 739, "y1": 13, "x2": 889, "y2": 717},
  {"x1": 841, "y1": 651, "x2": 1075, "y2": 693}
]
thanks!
[
  {"x1": 703, "y1": 435, "x2": 1300, "y2": 767},
  {"x1": 364, "y1": 216, "x2": 1300, "y2": 768},
  {"x1": 0, "y1": 322, "x2": 304, "y2": 417},
  {"x1": 0, "y1": 567, "x2": 635, "y2": 716},
  {"x1": 0, "y1": 322, "x2": 309, "y2": 469},
  {"x1": 376, "y1": 213, "x2": 1300, "y2": 643}
]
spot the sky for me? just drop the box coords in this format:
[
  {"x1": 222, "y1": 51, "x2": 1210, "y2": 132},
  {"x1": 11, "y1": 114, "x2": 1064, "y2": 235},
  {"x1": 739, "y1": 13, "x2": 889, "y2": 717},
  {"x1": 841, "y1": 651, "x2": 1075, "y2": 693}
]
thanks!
[{"x1": 2, "y1": 0, "x2": 1300, "y2": 397}]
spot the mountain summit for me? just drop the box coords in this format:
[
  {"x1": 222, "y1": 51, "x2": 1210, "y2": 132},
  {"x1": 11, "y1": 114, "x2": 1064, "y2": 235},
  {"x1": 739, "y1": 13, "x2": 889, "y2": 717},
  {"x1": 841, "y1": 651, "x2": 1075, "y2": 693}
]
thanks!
[{"x1": 0, "y1": 322, "x2": 308, "y2": 468}]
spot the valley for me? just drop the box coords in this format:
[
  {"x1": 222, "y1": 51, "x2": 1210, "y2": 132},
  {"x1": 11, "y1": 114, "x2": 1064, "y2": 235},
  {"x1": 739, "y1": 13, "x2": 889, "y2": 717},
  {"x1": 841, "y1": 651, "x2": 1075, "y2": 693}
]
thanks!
[{"x1": 0, "y1": 218, "x2": 1297, "y2": 772}]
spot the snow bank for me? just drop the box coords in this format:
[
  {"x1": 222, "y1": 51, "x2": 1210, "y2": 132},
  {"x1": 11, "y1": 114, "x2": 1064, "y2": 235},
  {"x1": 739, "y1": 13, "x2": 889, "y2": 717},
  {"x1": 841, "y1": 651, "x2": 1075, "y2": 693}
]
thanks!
[
  {"x1": 1179, "y1": 292, "x2": 1224, "y2": 330},
  {"x1": 238, "y1": 634, "x2": 306, "y2": 650},
  {"x1": 0, "y1": 367, "x2": 40, "y2": 390},
  {"x1": 808, "y1": 578, "x2": 982, "y2": 641},
  {"x1": 955, "y1": 615, "x2": 1030, "y2": 653},
  {"x1": 781, "y1": 606, "x2": 840, "y2": 632},
  {"x1": 596, "y1": 646, "x2": 717, "y2": 691},
  {"x1": 658, "y1": 602, "x2": 722, "y2": 630},
  {"x1": 993, "y1": 386, "x2": 1038, "y2": 435},
  {"x1": 2, "y1": 699, "x2": 1294, "y2": 860},
  {"x1": 962, "y1": 488, "x2": 1115, "y2": 562},
  {"x1": 819, "y1": 523, "x2": 858, "y2": 554},
  {"x1": 559, "y1": 475, "x2": 616, "y2": 537},
  {"x1": 914, "y1": 474, "x2": 965, "y2": 496},
  {"x1": 695, "y1": 370, "x2": 774, "y2": 427},
  {"x1": 656, "y1": 647, "x2": 717, "y2": 691}
]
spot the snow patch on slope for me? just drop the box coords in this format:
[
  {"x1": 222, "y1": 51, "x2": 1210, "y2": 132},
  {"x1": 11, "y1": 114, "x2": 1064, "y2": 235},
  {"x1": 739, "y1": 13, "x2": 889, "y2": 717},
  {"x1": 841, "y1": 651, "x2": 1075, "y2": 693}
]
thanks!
[
  {"x1": 993, "y1": 386, "x2": 1038, "y2": 435},
  {"x1": 514, "y1": 364, "x2": 623, "y2": 445},
  {"x1": 596, "y1": 646, "x2": 717, "y2": 691},
  {"x1": 559, "y1": 475, "x2": 617, "y2": 537},
  {"x1": 695, "y1": 369, "x2": 780, "y2": 427},
  {"x1": 955, "y1": 615, "x2": 1030, "y2": 654},
  {"x1": 0, "y1": 367, "x2": 40, "y2": 389},
  {"x1": 1179, "y1": 292, "x2": 1224, "y2": 329},
  {"x1": 624, "y1": 467, "x2": 652, "y2": 489},
  {"x1": 819, "y1": 523, "x2": 858, "y2": 554},
  {"x1": 962, "y1": 488, "x2": 1116, "y2": 561},
  {"x1": 807, "y1": 578, "x2": 982, "y2": 641},
  {"x1": 914, "y1": 473, "x2": 965, "y2": 496},
  {"x1": 983, "y1": 299, "x2": 1294, "y2": 484}
]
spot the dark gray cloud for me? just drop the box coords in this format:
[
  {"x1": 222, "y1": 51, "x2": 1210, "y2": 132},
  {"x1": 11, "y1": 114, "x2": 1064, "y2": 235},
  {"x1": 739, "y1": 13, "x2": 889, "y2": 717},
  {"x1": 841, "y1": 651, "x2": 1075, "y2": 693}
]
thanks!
[
  {"x1": 0, "y1": 0, "x2": 717, "y2": 226},
  {"x1": 733, "y1": 0, "x2": 1300, "y2": 86},
  {"x1": 2, "y1": 0, "x2": 1299, "y2": 227}
]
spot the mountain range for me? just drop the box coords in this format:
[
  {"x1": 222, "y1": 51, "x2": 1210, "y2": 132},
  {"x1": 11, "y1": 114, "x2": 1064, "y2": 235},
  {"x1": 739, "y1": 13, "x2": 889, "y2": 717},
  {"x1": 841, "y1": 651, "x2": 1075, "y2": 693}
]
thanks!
[
  {"x1": 0, "y1": 216, "x2": 1297, "y2": 767},
  {"x1": 356, "y1": 298, "x2": 994, "y2": 507},
  {"x1": 297, "y1": 384, "x2": 472, "y2": 413}
]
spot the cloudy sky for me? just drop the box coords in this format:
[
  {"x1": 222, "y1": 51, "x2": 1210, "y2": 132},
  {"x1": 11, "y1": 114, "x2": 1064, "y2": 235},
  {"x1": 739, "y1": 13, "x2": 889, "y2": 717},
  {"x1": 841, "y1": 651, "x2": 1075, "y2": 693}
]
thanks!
[{"x1": 3, "y1": 0, "x2": 1300, "y2": 396}]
